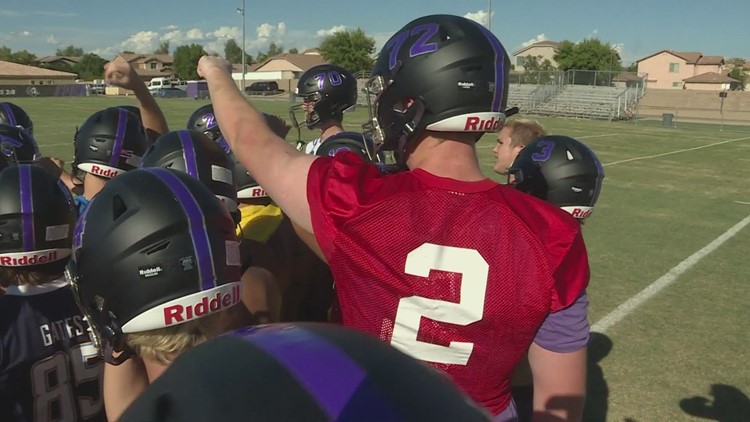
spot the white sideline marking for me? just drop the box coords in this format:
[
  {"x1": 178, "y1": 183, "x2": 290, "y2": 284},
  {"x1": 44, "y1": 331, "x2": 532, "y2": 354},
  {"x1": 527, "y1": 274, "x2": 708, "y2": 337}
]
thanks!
[
  {"x1": 734, "y1": 201, "x2": 750, "y2": 205},
  {"x1": 591, "y1": 214, "x2": 750, "y2": 334},
  {"x1": 477, "y1": 133, "x2": 617, "y2": 149},
  {"x1": 603, "y1": 136, "x2": 750, "y2": 167}
]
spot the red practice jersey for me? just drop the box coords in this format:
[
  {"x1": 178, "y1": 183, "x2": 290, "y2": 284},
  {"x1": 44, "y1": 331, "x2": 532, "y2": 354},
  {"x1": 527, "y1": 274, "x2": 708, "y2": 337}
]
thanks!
[{"x1": 307, "y1": 153, "x2": 589, "y2": 415}]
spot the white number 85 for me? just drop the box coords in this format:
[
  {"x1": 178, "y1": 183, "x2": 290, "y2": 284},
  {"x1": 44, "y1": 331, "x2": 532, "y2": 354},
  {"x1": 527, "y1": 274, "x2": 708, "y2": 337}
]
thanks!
[{"x1": 390, "y1": 243, "x2": 488, "y2": 365}]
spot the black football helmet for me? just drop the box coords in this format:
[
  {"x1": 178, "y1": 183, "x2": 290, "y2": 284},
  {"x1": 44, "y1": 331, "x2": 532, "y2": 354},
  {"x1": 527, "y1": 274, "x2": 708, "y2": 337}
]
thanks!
[
  {"x1": 141, "y1": 130, "x2": 239, "y2": 220},
  {"x1": 290, "y1": 64, "x2": 357, "y2": 130},
  {"x1": 73, "y1": 107, "x2": 148, "y2": 179},
  {"x1": 0, "y1": 165, "x2": 76, "y2": 267},
  {"x1": 186, "y1": 104, "x2": 268, "y2": 200},
  {"x1": 363, "y1": 15, "x2": 512, "y2": 158},
  {"x1": 0, "y1": 124, "x2": 41, "y2": 163},
  {"x1": 509, "y1": 135, "x2": 604, "y2": 221},
  {"x1": 118, "y1": 105, "x2": 142, "y2": 123},
  {"x1": 0, "y1": 102, "x2": 33, "y2": 135},
  {"x1": 66, "y1": 168, "x2": 242, "y2": 364},
  {"x1": 315, "y1": 132, "x2": 380, "y2": 162}
]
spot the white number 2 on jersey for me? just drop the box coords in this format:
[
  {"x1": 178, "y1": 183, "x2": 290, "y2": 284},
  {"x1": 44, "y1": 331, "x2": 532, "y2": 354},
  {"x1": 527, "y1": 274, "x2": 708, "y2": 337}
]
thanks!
[{"x1": 390, "y1": 243, "x2": 488, "y2": 365}]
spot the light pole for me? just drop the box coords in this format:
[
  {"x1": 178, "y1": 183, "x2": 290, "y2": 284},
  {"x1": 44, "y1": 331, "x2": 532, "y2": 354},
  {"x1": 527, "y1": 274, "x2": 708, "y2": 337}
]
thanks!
[
  {"x1": 487, "y1": 0, "x2": 492, "y2": 31},
  {"x1": 236, "y1": 0, "x2": 246, "y2": 92}
]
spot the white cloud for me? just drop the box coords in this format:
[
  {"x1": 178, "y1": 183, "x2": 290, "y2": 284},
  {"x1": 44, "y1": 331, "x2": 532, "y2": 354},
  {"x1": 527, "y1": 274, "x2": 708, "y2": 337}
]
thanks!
[
  {"x1": 612, "y1": 42, "x2": 624, "y2": 55},
  {"x1": 162, "y1": 24, "x2": 179, "y2": 31},
  {"x1": 46, "y1": 35, "x2": 58, "y2": 45},
  {"x1": 316, "y1": 25, "x2": 348, "y2": 38},
  {"x1": 161, "y1": 30, "x2": 183, "y2": 43},
  {"x1": 185, "y1": 28, "x2": 205, "y2": 40},
  {"x1": 277, "y1": 22, "x2": 287, "y2": 36},
  {"x1": 120, "y1": 31, "x2": 160, "y2": 53},
  {"x1": 463, "y1": 10, "x2": 493, "y2": 27},
  {"x1": 256, "y1": 23, "x2": 274, "y2": 39},
  {"x1": 21, "y1": 31, "x2": 32, "y2": 37},
  {"x1": 521, "y1": 33, "x2": 547, "y2": 48}
]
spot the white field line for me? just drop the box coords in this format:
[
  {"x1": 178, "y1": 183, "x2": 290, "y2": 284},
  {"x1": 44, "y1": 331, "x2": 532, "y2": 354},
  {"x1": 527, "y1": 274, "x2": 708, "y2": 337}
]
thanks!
[
  {"x1": 603, "y1": 136, "x2": 750, "y2": 167},
  {"x1": 734, "y1": 201, "x2": 750, "y2": 206},
  {"x1": 591, "y1": 213, "x2": 750, "y2": 334}
]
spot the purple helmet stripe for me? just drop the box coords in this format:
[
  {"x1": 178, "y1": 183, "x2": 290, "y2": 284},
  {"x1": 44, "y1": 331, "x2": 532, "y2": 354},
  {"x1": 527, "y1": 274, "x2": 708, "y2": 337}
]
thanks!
[
  {"x1": 1, "y1": 103, "x2": 17, "y2": 127},
  {"x1": 471, "y1": 22, "x2": 506, "y2": 112},
  {"x1": 147, "y1": 168, "x2": 217, "y2": 291},
  {"x1": 177, "y1": 130, "x2": 200, "y2": 178},
  {"x1": 108, "y1": 109, "x2": 128, "y2": 167},
  {"x1": 240, "y1": 325, "x2": 367, "y2": 419},
  {"x1": 72, "y1": 198, "x2": 91, "y2": 253},
  {"x1": 582, "y1": 143, "x2": 605, "y2": 206},
  {"x1": 18, "y1": 165, "x2": 35, "y2": 251}
]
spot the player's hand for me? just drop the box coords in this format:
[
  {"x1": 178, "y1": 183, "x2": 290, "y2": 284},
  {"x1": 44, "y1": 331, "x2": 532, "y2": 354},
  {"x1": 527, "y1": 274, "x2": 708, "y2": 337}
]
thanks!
[
  {"x1": 104, "y1": 58, "x2": 141, "y2": 91},
  {"x1": 197, "y1": 56, "x2": 232, "y2": 79}
]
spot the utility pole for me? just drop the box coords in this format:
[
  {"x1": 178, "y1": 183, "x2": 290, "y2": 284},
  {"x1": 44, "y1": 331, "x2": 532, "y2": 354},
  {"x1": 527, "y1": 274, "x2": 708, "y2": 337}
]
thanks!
[{"x1": 236, "y1": 0, "x2": 246, "y2": 92}]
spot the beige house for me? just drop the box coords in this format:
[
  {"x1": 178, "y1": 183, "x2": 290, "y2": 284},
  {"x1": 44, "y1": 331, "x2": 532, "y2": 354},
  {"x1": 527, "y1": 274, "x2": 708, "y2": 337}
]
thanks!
[
  {"x1": 637, "y1": 50, "x2": 724, "y2": 89},
  {"x1": 683, "y1": 72, "x2": 739, "y2": 91},
  {"x1": 0, "y1": 60, "x2": 78, "y2": 86},
  {"x1": 241, "y1": 50, "x2": 328, "y2": 92},
  {"x1": 512, "y1": 41, "x2": 560, "y2": 72},
  {"x1": 110, "y1": 53, "x2": 174, "y2": 82},
  {"x1": 38, "y1": 55, "x2": 82, "y2": 69}
]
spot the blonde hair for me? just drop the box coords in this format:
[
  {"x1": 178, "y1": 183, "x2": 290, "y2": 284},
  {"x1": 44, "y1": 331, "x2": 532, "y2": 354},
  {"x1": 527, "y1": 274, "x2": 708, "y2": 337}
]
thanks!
[
  {"x1": 0, "y1": 260, "x2": 68, "y2": 288},
  {"x1": 505, "y1": 119, "x2": 547, "y2": 148},
  {"x1": 123, "y1": 312, "x2": 223, "y2": 365}
]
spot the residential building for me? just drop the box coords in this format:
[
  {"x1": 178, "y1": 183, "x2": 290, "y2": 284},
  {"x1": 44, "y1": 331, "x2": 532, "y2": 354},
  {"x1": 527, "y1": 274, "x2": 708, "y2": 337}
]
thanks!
[
  {"x1": 0, "y1": 60, "x2": 78, "y2": 86},
  {"x1": 110, "y1": 53, "x2": 174, "y2": 82},
  {"x1": 637, "y1": 50, "x2": 725, "y2": 90},
  {"x1": 512, "y1": 41, "x2": 561, "y2": 72}
]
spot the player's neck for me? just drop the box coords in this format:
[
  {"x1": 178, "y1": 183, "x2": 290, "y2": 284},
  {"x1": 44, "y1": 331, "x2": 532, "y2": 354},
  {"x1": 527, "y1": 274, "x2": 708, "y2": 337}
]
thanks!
[
  {"x1": 319, "y1": 122, "x2": 343, "y2": 141},
  {"x1": 143, "y1": 357, "x2": 169, "y2": 383},
  {"x1": 407, "y1": 135, "x2": 486, "y2": 182},
  {"x1": 82, "y1": 173, "x2": 107, "y2": 200}
]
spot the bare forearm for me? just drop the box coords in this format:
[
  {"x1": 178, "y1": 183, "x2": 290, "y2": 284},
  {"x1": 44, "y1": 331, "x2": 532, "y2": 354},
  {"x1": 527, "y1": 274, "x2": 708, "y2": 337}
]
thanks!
[
  {"x1": 131, "y1": 83, "x2": 168, "y2": 140},
  {"x1": 529, "y1": 343, "x2": 586, "y2": 422}
]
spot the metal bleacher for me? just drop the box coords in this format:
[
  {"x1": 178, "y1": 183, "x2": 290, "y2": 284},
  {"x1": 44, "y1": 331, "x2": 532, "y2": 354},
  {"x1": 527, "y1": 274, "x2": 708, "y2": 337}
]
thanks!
[{"x1": 508, "y1": 84, "x2": 643, "y2": 121}]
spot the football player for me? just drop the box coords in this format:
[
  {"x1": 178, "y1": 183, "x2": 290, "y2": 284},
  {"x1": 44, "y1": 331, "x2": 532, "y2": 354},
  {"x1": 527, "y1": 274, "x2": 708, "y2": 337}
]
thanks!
[
  {"x1": 188, "y1": 105, "x2": 333, "y2": 322},
  {"x1": 198, "y1": 14, "x2": 590, "y2": 421},
  {"x1": 0, "y1": 165, "x2": 105, "y2": 422},
  {"x1": 71, "y1": 107, "x2": 149, "y2": 213},
  {"x1": 0, "y1": 124, "x2": 41, "y2": 163},
  {"x1": 67, "y1": 168, "x2": 246, "y2": 420},
  {"x1": 121, "y1": 323, "x2": 492, "y2": 422},
  {"x1": 141, "y1": 129, "x2": 281, "y2": 323},
  {"x1": 290, "y1": 64, "x2": 358, "y2": 154},
  {"x1": 492, "y1": 118, "x2": 547, "y2": 176},
  {"x1": 507, "y1": 135, "x2": 605, "y2": 421},
  {"x1": 0, "y1": 102, "x2": 34, "y2": 135}
]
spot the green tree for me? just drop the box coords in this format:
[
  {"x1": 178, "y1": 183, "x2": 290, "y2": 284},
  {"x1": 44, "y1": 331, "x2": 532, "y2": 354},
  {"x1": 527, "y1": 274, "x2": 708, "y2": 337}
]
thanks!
[
  {"x1": 55, "y1": 45, "x2": 85, "y2": 56},
  {"x1": 728, "y1": 59, "x2": 746, "y2": 91},
  {"x1": 74, "y1": 53, "x2": 107, "y2": 80},
  {"x1": 288, "y1": 47, "x2": 299, "y2": 54},
  {"x1": 173, "y1": 44, "x2": 206, "y2": 80},
  {"x1": 10, "y1": 50, "x2": 37, "y2": 65},
  {"x1": 624, "y1": 62, "x2": 638, "y2": 73},
  {"x1": 520, "y1": 55, "x2": 557, "y2": 84},
  {"x1": 154, "y1": 41, "x2": 170, "y2": 55},
  {"x1": 267, "y1": 42, "x2": 283, "y2": 57},
  {"x1": 319, "y1": 28, "x2": 375, "y2": 73},
  {"x1": 0, "y1": 46, "x2": 12, "y2": 61},
  {"x1": 553, "y1": 38, "x2": 621, "y2": 71},
  {"x1": 256, "y1": 52, "x2": 268, "y2": 63},
  {"x1": 224, "y1": 39, "x2": 252, "y2": 64}
]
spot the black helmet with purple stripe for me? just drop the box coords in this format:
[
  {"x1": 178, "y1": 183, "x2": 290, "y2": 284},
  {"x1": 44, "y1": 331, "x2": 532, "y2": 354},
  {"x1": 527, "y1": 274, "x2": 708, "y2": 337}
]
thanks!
[
  {"x1": 0, "y1": 102, "x2": 33, "y2": 135},
  {"x1": 363, "y1": 14, "x2": 512, "y2": 160},
  {"x1": 141, "y1": 129, "x2": 239, "y2": 221},
  {"x1": 0, "y1": 165, "x2": 76, "y2": 268},
  {"x1": 0, "y1": 124, "x2": 41, "y2": 163},
  {"x1": 73, "y1": 107, "x2": 148, "y2": 179},
  {"x1": 66, "y1": 168, "x2": 242, "y2": 364},
  {"x1": 120, "y1": 323, "x2": 492, "y2": 422}
]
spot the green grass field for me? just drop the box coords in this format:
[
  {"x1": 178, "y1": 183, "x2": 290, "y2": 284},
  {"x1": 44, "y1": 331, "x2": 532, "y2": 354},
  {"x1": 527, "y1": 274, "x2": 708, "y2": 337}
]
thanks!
[{"x1": 10, "y1": 96, "x2": 750, "y2": 421}]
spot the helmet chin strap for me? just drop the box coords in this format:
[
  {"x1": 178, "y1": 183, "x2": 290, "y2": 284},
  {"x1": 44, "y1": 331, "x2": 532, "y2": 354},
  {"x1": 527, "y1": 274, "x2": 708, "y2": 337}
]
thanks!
[{"x1": 394, "y1": 100, "x2": 426, "y2": 169}]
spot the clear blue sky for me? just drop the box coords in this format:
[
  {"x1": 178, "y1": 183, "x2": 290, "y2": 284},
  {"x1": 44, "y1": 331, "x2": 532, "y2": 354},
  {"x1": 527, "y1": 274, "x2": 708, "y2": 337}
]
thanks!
[{"x1": 1, "y1": 0, "x2": 748, "y2": 64}]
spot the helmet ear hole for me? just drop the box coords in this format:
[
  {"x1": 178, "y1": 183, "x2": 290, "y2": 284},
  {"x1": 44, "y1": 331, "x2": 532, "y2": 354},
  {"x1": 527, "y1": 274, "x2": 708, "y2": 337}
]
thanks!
[
  {"x1": 112, "y1": 194, "x2": 128, "y2": 221},
  {"x1": 144, "y1": 240, "x2": 170, "y2": 255}
]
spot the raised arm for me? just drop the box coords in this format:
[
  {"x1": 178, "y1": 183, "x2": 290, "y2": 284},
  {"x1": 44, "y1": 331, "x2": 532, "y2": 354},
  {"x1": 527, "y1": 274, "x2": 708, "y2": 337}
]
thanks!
[
  {"x1": 104, "y1": 58, "x2": 169, "y2": 141},
  {"x1": 197, "y1": 56, "x2": 317, "y2": 232}
]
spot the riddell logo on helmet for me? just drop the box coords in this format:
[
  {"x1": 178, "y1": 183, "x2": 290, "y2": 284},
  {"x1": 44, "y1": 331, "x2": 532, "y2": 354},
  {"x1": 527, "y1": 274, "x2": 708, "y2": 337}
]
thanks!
[
  {"x1": 571, "y1": 208, "x2": 592, "y2": 219},
  {"x1": 0, "y1": 250, "x2": 59, "y2": 266},
  {"x1": 89, "y1": 165, "x2": 120, "y2": 178},
  {"x1": 163, "y1": 284, "x2": 241, "y2": 325},
  {"x1": 464, "y1": 116, "x2": 503, "y2": 131}
]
